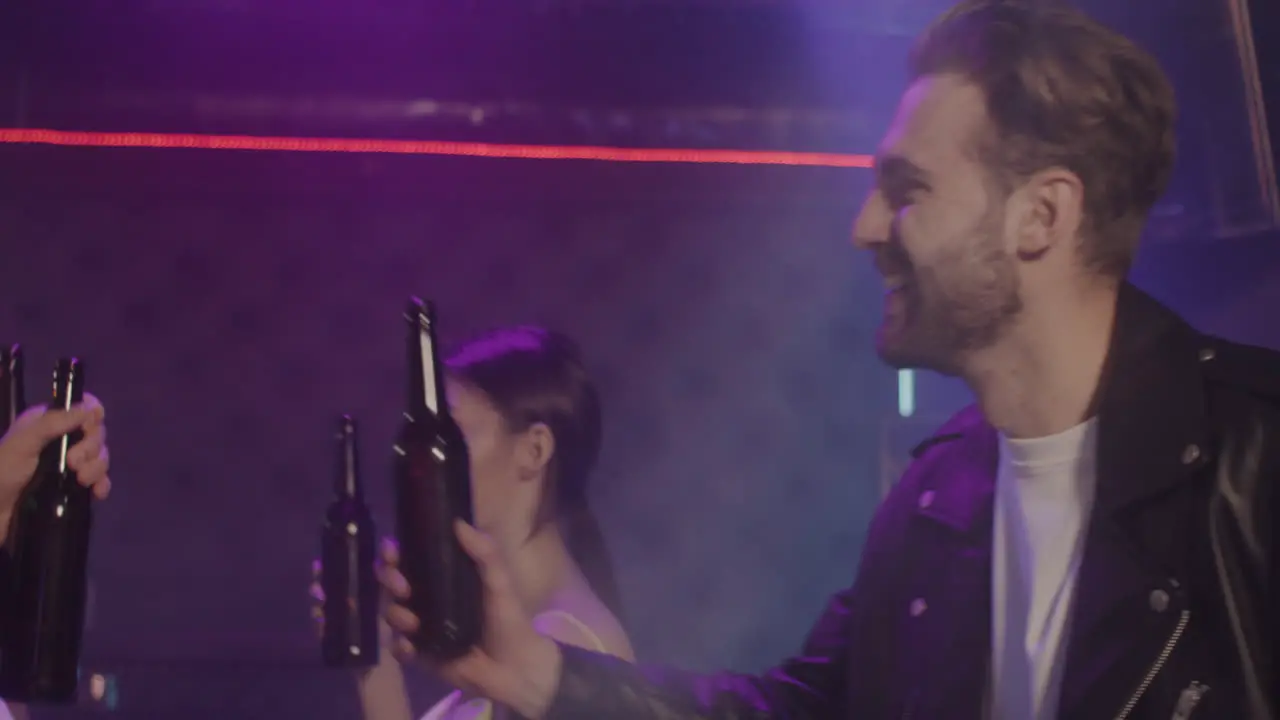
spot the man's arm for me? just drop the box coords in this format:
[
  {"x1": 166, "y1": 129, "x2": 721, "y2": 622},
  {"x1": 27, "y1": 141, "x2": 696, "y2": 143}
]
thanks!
[
  {"x1": 544, "y1": 586, "x2": 858, "y2": 720},
  {"x1": 533, "y1": 479, "x2": 916, "y2": 720},
  {"x1": 383, "y1": 462, "x2": 922, "y2": 720}
]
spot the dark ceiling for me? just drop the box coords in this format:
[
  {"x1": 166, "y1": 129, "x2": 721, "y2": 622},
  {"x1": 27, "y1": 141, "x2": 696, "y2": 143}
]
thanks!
[
  {"x1": 0, "y1": 0, "x2": 1274, "y2": 238},
  {"x1": 0, "y1": 0, "x2": 1239, "y2": 135}
]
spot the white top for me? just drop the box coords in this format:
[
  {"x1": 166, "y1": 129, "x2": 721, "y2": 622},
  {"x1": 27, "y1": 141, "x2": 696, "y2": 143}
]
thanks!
[{"x1": 989, "y1": 418, "x2": 1099, "y2": 720}]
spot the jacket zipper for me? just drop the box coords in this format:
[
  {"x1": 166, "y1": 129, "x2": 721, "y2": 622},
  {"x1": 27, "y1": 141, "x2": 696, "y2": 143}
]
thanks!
[{"x1": 1113, "y1": 609, "x2": 1191, "y2": 720}]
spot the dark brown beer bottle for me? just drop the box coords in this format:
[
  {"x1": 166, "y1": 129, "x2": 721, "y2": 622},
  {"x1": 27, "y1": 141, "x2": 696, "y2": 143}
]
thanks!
[
  {"x1": 0, "y1": 344, "x2": 27, "y2": 690},
  {"x1": 0, "y1": 358, "x2": 93, "y2": 703},
  {"x1": 0, "y1": 344, "x2": 25, "y2": 433},
  {"x1": 320, "y1": 415, "x2": 379, "y2": 667},
  {"x1": 393, "y1": 298, "x2": 482, "y2": 660}
]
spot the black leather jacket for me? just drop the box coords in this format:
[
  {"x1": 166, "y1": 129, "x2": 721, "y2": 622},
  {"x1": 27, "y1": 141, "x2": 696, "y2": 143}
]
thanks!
[{"x1": 544, "y1": 284, "x2": 1276, "y2": 720}]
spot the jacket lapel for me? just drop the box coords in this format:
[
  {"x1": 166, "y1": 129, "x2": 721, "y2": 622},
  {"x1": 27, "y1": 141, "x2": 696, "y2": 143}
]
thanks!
[
  {"x1": 905, "y1": 413, "x2": 999, "y2": 719},
  {"x1": 899, "y1": 284, "x2": 1216, "y2": 718},
  {"x1": 1056, "y1": 285, "x2": 1214, "y2": 719}
]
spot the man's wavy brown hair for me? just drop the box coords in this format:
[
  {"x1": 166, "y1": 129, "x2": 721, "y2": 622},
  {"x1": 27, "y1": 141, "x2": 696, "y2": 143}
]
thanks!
[{"x1": 910, "y1": 0, "x2": 1177, "y2": 277}]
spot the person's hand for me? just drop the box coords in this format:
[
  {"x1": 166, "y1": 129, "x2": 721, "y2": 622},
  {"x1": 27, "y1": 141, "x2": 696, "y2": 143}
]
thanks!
[
  {"x1": 0, "y1": 394, "x2": 111, "y2": 538},
  {"x1": 308, "y1": 559, "x2": 329, "y2": 640},
  {"x1": 309, "y1": 557, "x2": 398, "y2": 665},
  {"x1": 380, "y1": 522, "x2": 563, "y2": 720}
]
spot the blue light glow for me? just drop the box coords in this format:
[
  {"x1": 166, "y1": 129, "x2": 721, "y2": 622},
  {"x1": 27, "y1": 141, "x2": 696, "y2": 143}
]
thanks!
[{"x1": 898, "y1": 369, "x2": 915, "y2": 417}]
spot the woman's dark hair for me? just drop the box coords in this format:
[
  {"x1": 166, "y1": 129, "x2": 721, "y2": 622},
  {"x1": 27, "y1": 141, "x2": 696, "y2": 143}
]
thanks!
[{"x1": 446, "y1": 326, "x2": 624, "y2": 620}]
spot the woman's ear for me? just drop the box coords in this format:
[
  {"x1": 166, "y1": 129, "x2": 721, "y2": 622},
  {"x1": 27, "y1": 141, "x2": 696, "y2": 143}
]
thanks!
[{"x1": 516, "y1": 422, "x2": 555, "y2": 480}]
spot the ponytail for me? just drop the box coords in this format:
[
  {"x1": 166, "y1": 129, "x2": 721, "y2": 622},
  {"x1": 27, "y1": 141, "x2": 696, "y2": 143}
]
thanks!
[{"x1": 562, "y1": 501, "x2": 625, "y2": 625}]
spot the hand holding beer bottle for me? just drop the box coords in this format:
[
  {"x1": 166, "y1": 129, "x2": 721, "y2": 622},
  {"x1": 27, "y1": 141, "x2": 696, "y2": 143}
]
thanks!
[
  {"x1": 0, "y1": 347, "x2": 111, "y2": 543},
  {"x1": 377, "y1": 302, "x2": 562, "y2": 719},
  {"x1": 0, "y1": 357, "x2": 107, "y2": 703},
  {"x1": 317, "y1": 415, "x2": 380, "y2": 668},
  {"x1": 390, "y1": 298, "x2": 482, "y2": 660}
]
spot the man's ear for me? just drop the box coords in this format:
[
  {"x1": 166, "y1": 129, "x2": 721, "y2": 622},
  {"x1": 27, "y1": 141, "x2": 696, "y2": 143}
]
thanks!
[
  {"x1": 515, "y1": 422, "x2": 555, "y2": 480},
  {"x1": 1012, "y1": 167, "x2": 1085, "y2": 261}
]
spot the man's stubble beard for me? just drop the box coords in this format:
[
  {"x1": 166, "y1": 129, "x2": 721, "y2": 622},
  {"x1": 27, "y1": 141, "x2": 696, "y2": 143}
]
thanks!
[{"x1": 877, "y1": 207, "x2": 1023, "y2": 376}]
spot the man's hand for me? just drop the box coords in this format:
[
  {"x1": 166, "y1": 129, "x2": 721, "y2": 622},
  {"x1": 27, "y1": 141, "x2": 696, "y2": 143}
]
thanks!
[
  {"x1": 0, "y1": 394, "x2": 112, "y2": 538},
  {"x1": 379, "y1": 522, "x2": 564, "y2": 720}
]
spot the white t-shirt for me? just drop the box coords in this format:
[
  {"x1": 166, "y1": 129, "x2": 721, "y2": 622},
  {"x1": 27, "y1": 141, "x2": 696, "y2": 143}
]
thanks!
[{"x1": 989, "y1": 418, "x2": 1098, "y2": 720}]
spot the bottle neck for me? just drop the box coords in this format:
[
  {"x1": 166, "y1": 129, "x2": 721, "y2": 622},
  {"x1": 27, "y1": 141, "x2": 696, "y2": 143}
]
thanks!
[
  {"x1": 407, "y1": 303, "x2": 449, "y2": 422},
  {"x1": 2, "y1": 347, "x2": 24, "y2": 430},
  {"x1": 50, "y1": 358, "x2": 85, "y2": 475},
  {"x1": 2, "y1": 376, "x2": 15, "y2": 430},
  {"x1": 335, "y1": 419, "x2": 362, "y2": 500},
  {"x1": 52, "y1": 358, "x2": 85, "y2": 411},
  {"x1": 7, "y1": 382, "x2": 23, "y2": 426}
]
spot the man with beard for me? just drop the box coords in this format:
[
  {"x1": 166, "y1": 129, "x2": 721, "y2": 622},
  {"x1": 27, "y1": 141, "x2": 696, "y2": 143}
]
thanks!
[{"x1": 377, "y1": 1, "x2": 1277, "y2": 718}]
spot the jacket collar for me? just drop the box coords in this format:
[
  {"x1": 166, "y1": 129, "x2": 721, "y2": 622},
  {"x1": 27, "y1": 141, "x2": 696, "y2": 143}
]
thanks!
[
  {"x1": 916, "y1": 281, "x2": 1214, "y2": 530},
  {"x1": 1092, "y1": 283, "x2": 1214, "y2": 512},
  {"x1": 909, "y1": 282, "x2": 1220, "y2": 718},
  {"x1": 912, "y1": 404, "x2": 998, "y2": 532}
]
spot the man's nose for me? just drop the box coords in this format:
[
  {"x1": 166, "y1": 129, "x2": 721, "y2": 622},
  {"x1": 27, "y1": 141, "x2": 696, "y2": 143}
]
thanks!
[{"x1": 852, "y1": 193, "x2": 889, "y2": 250}]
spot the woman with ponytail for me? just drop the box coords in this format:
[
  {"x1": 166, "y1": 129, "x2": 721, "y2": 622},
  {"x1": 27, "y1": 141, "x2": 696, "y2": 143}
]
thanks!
[{"x1": 311, "y1": 326, "x2": 633, "y2": 720}]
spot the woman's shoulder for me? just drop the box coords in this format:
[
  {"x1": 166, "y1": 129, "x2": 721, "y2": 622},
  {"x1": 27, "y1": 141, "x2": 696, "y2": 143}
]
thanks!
[
  {"x1": 419, "y1": 690, "x2": 460, "y2": 720},
  {"x1": 534, "y1": 596, "x2": 634, "y2": 661},
  {"x1": 417, "y1": 602, "x2": 633, "y2": 720},
  {"x1": 420, "y1": 690, "x2": 490, "y2": 720}
]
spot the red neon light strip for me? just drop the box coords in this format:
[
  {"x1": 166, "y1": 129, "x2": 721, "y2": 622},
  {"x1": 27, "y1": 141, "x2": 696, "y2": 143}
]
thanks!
[{"x1": 0, "y1": 128, "x2": 874, "y2": 168}]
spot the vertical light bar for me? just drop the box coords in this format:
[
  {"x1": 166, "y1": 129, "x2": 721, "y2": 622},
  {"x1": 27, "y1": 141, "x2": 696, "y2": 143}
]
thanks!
[{"x1": 897, "y1": 369, "x2": 915, "y2": 418}]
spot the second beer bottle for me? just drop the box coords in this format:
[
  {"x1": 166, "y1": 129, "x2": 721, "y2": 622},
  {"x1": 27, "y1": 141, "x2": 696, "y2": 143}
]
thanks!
[
  {"x1": 0, "y1": 358, "x2": 94, "y2": 703},
  {"x1": 393, "y1": 298, "x2": 482, "y2": 660},
  {"x1": 0, "y1": 344, "x2": 26, "y2": 699},
  {"x1": 320, "y1": 415, "x2": 379, "y2": 667},
  {"x1": 0, "y1": 344, "x2": 24, "y2": 433}
]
